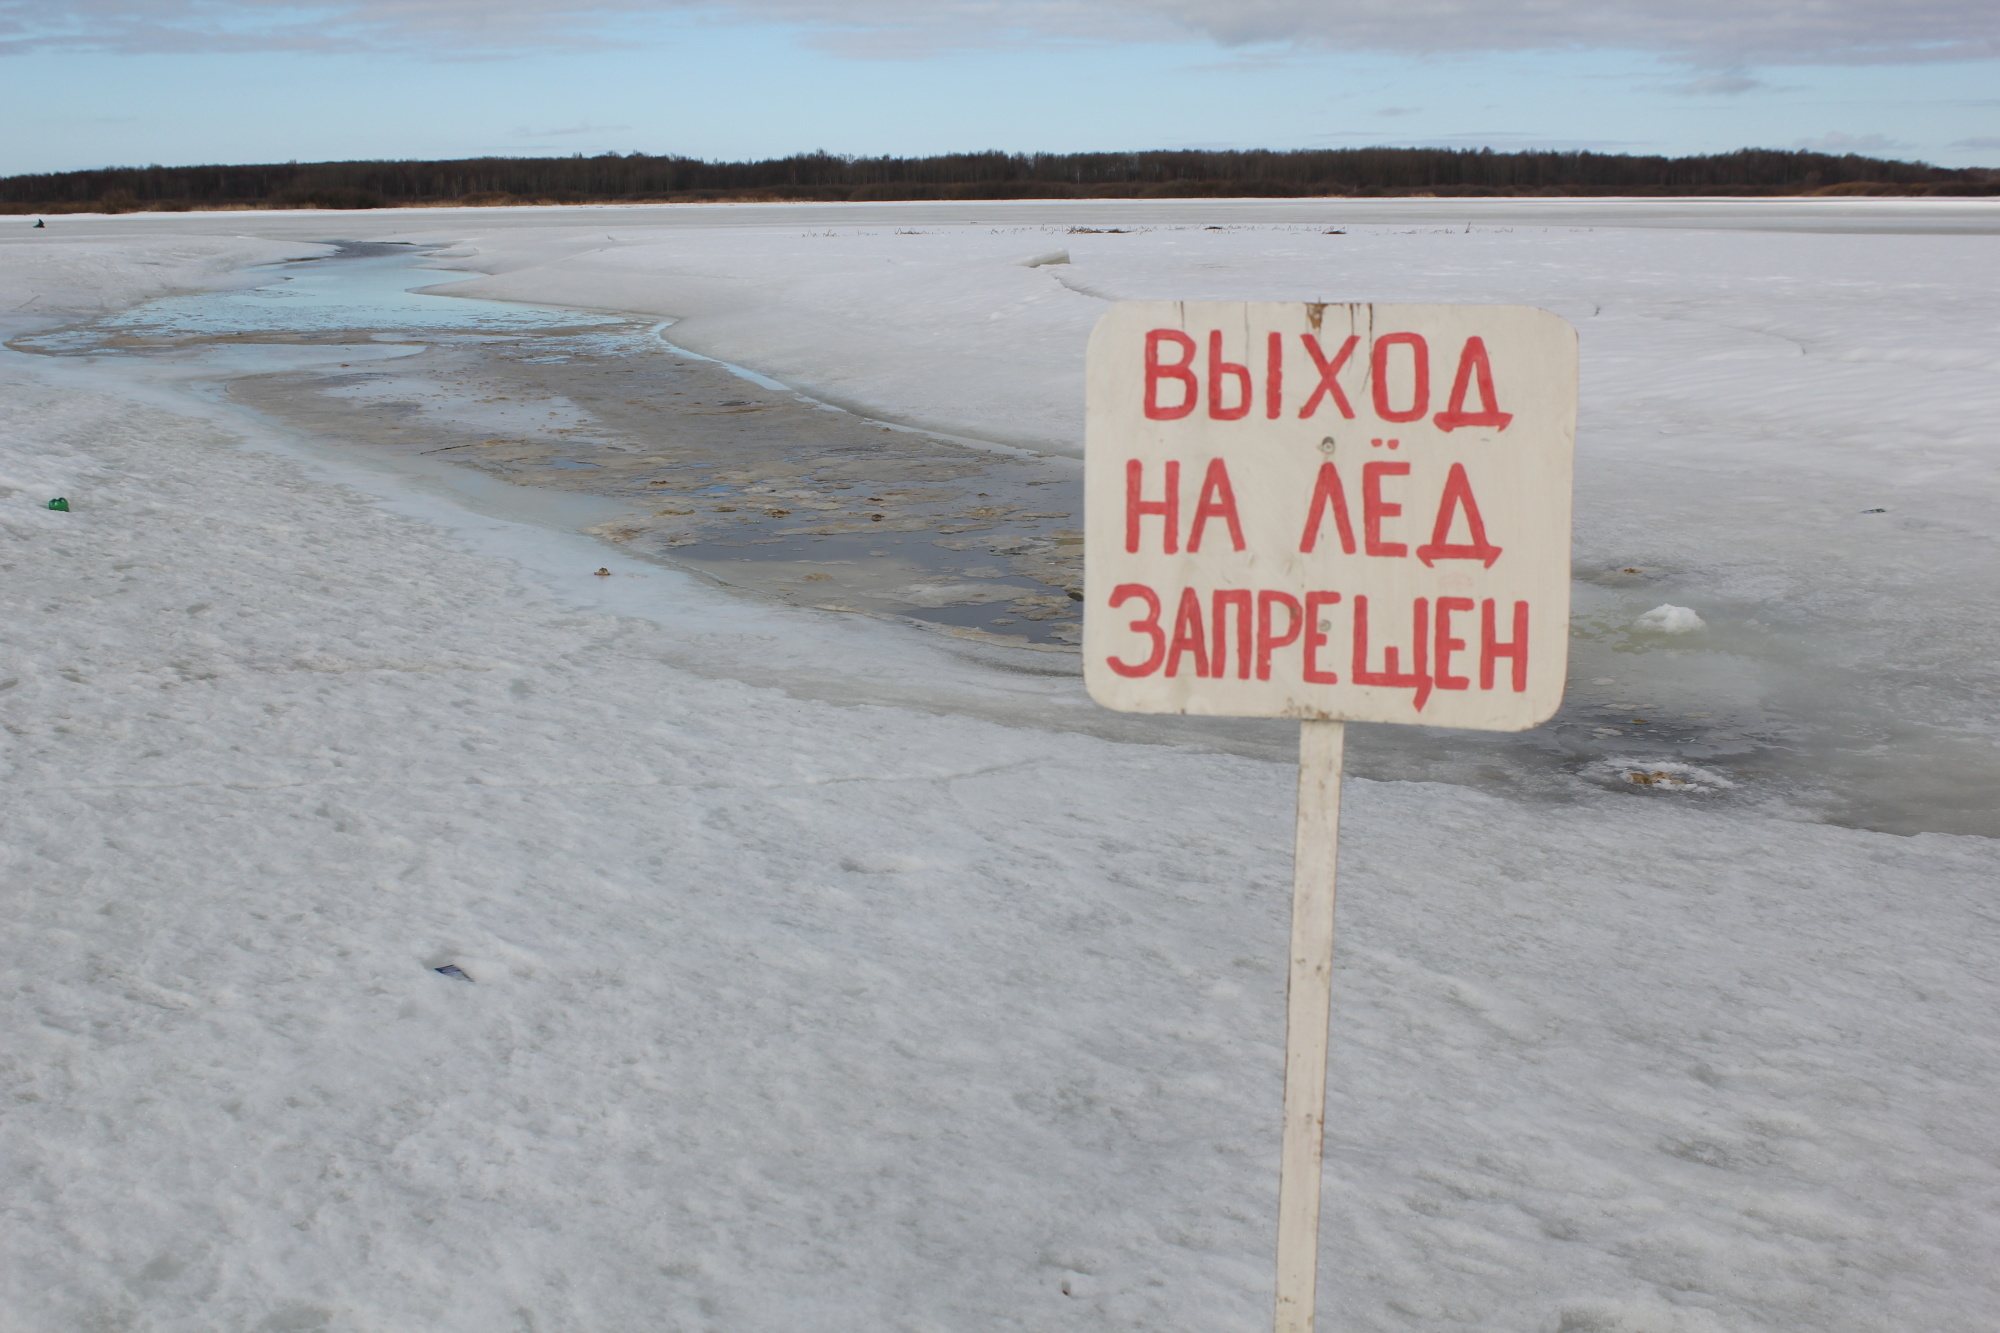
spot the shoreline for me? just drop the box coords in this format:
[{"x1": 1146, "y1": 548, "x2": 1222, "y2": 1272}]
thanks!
[{"x1": 13, "y1": 192, "x2": 2000, "y2": 234}]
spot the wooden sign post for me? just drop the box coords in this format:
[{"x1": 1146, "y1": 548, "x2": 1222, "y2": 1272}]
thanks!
[{"x1": 1083, "y1": 302, "x2": 1577, "y2": 1332}]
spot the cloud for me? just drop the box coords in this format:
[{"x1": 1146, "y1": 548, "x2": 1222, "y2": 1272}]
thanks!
[
  {"x1": 1949, "y1": 134, "x2": 2000, "y2": 148},
  {"x1": 0, "y1": 0, "x2": 697, "y2": 58},
  {"x1": 0, "y1": 0, "x2": 1994, "y2": 69},
  {"x1": 1374, "y1": 106, "x2": 1422, "y2": 117},
  {"x1": 1659, "y1": 72, "x2": 1768, "y2": 94},
  {"x1": 1176, "y1": 49, "x2": 1309, "y2": 73},
  {"x1": 1137, "y1": 0, "x2": 1997, "y2": 66},
  {"x1": 1792, "y1": 130, "x2": 1912, "y2": 152}
]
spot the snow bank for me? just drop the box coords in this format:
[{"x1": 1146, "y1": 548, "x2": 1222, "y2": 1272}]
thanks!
[
  {"x1": 4, "y1": 286, "x2": 1999, "y2": 1332},
  {"x1": 414, "y1": 217, "x2": 2000, "y2": 464},
  {"x1": 415, "y1": 221, "x2": 1105, "y2": 453}
]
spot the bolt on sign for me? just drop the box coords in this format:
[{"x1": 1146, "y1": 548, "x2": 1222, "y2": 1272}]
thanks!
[{"x1": 1084, "y1": 302, "x2": 1577, "y2": 1333}]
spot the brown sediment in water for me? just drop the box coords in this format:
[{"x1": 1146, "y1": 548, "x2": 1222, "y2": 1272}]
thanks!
[
  {"x1": 3, "y1": 241, "x2": 1088, "y2": 649},
  {"x1": 203, "y1": 318, "x2": 1088, "y2": 649}
]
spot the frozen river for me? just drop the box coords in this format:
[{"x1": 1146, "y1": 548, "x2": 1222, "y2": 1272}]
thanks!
[
  {"x1": 4, "y1": 200, "x2": 1999, "y2": 1333},
  {"x1": 11, "y1": 210, "x2": 1997, "y2": 834}
]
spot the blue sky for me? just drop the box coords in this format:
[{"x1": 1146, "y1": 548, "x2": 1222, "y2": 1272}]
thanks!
[{"x1": 3, "y1": 2, "x2": 1996, "y2": 174}]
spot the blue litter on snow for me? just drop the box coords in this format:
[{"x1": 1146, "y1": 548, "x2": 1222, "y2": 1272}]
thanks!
[{"x1": 434, "y1": 964, "x2": 472, "y2": 982}]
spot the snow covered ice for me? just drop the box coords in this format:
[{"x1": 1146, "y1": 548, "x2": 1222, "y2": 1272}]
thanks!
[{"x1": 3, "y1": 200, "x2": 1998, "y2": 1332}]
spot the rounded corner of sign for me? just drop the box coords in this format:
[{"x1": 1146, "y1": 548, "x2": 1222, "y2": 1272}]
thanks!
[
  {"x1": 1523, "y1": 305, "x2": 1581, "y2": 342},
  {"x1": 1515, "y1": 696, "x2": 1567, "y2": 732},
  {"x1": 1086, "y1": 673, "x2": 1188, "y2": 717},
  {"x1": 1082, "y1": 670, "x2": 1133, "y2": 713}
]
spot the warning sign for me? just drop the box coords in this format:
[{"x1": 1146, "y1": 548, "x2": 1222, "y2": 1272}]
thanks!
[{"x1": 1084, "y1": 302, "x2": 1577, "y2": 730}]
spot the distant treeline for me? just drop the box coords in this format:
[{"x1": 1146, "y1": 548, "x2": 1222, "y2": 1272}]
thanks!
[{"x1": 3, "y1": 146, "x2": 1995, "y2": 212}]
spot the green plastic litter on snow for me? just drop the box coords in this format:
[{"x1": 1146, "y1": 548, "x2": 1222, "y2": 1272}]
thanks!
[{"x1": 47, "y1": 497, "x2": 68, "y2": 511}]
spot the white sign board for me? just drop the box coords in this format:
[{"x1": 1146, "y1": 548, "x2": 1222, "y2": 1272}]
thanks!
[
  {"x1": 1084, "y1": 302, "x2": 1576, "y2": 730},
  {"x1": 1083, "y1": 301, "x2": 1578, "y2": 1333}
]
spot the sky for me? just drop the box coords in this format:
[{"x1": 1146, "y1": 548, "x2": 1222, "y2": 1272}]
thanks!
[{"x1": 2, "y1": 1, "x2": 1997, "y2": 175}]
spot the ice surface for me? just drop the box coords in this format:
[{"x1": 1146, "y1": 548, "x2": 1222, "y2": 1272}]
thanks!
[
  {"x1": 4, "y1": 208, "x2": 1999, "y2": 1331},
  {"x1": 398, "y1": 211, "x2": 2000, "y2": 832},
  {"x1": 25, "y1": 211, "x2": 1995, "y2": 831}
]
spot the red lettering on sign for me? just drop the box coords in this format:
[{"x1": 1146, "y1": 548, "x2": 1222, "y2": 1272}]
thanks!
[
  {"x1": 1352, "y1": 594, "x2": 1432, "y2": 710},
  {"x1": 1298, "y1": 334, "x2": 1359, "y2": 419},
  {"x1": 1107, "y1": 585, "x2": 1513, "y2": 701},
  {"x1": 1256, "y1": 591, "x2": 1303, "y2": 681},
  {"x1": 1299, "y1": 463, "x2": 1357, "y2": 555},
  {"x1": 1212, "y1": 589, "x2": 1252, "y2": 680},
  {"x1": 1265, "y1": 331, "x2": 1284, "y2": 419},
  {"x1": 1165, "y1": 586, "x2": 1210, "y2": 678},
  {"x1": 1481, "y1": 599, "x2": 1530, "y2": 692},
  {"x1": 1187, "y1": 459, "x2": 1246, "y2": 552},
  {"x1": 1433, "y1": 596, "x2": 1473, "y2": 690},
  {"x1": 1144, "y1": 330, "x2": 1198, "y2": 420},
  {"x1": 1303, "y1": 591, "x2": 1343, "y2": 683},
  {"x1": 1362, "y1": 461, "x2": 1410, "y2": 558},
  {"x1": 1207, "y1": 331, "x2": 1251, "y2": 420},
  {"x1": 1432, "y1": 336, "x2": 1513, "y2": 432},
  {"x1": 1371, "y1": 333, "x2": 1430, "y2": 423},
  {"x1": 1125, "y1": 459, "x2": 1180, "y2": 554},
  {"x1": 1414, "y1": 463, "x2": 1503, "y2": 568},
  {"x1": 1105, "y1": 584, "x2": 1165, "y2": 677}
]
